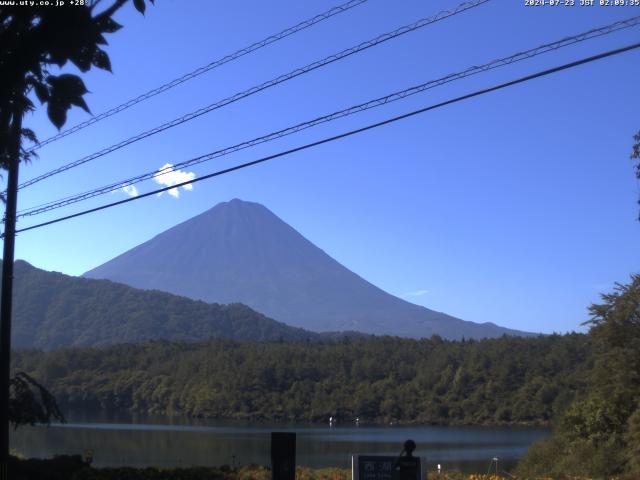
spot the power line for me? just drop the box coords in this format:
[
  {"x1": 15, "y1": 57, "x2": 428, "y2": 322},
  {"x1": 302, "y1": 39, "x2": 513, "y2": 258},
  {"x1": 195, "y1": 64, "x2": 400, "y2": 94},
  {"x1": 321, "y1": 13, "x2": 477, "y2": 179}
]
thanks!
[
  {"x1": 17, "y1": 0, "x2": 489, "y2": 191},
  {"x1": 16, "y1": 15, "x2": 640, "y2": 219},
  {"x1": 12, "y1": 41, "x2": 640, "y2": 236},
  {"x1": 20, "y1": 15, "x2": 638, "y2": 217},
  {"x1": 26, "y1": 0, "x2": 370, "y2": 152}
]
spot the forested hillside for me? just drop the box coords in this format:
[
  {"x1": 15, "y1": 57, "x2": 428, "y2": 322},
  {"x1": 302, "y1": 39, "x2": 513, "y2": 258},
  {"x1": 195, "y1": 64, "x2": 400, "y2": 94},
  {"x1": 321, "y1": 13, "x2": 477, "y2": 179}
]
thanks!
[
  {"x1": 8, "y1": 260, "x2": 320, "y2": 349},
  {"x1": 13, "y1": 334, "x2": 591, "y2": 425},
  {"x1": 517, "y1": 275, "x2": 640, "y2": 479}
]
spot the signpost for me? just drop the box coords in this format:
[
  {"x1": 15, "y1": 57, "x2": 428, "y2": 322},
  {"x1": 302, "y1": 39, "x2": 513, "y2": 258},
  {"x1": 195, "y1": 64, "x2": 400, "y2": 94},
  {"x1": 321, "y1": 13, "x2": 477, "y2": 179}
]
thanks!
[
  {"x1": 352, "y1": 454, "x2": 423, "y2": 480},
  {"x1": 353, "y1": 455, "x2": 396, "y2": 480}
]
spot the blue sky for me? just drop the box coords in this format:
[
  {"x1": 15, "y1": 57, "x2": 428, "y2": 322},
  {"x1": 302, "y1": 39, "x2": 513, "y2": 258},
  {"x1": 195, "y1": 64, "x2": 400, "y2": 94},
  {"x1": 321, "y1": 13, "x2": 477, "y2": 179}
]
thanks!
[{"x1": 6, "y1": 0, "x2": 640, "y2": 334}]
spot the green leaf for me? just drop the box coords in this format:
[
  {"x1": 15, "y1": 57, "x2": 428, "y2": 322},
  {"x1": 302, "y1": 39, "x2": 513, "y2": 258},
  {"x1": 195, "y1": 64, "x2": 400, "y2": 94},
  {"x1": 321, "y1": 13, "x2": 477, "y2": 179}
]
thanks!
[
  {"x1": 47, "y1": 47, "x2": 68, "y2": 68},
  {"x1": 46, "y1": 74, "x2": 91, "y2": 126},
  {"x1": 47, "y1": 101, "x2": 67, "y2": 130},
  {"x1": 92, "y1": 49, "x2": 112, "y2": 72},
  {"x1": 33, "y1": 82, "x2": 50, "y2": 104},
  {"x1": 95, "y1": 33, "x2": 109, "y2": 46},
  {"x1": 70, "y1": 95, "x2": 91, "y2": 114},
  {"x1": 69, "y1": 46, "x2": 94, "y2": 72},
  {"x1": 48, "y1": 74, "x2": 89, "y2": 97},
  {"x1": 133, "y1": 0, "x2": 146, "y2": 14},
  {"x1": 96, "y1": 17, "x2": 122, "y2": 34},
  {"x1": 21, "y1": 128, "x2": 39, "y2": 146}
]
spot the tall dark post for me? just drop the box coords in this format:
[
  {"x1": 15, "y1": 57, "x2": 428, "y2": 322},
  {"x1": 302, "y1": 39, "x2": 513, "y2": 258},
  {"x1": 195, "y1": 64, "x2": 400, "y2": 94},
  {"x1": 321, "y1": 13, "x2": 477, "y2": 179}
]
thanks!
[
  {"x1": 0, "y1": 110, "x2": 22, "y2": 479},
  {"x1": 271, "y1": 432, "x2": 296, "y2": 480}
]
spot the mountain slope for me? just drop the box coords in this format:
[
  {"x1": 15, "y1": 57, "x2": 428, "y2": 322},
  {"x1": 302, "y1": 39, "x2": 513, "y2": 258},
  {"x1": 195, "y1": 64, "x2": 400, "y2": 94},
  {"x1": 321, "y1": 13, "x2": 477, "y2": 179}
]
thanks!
[
  {"x1": 8, "y1": 260, "x2": 320, "y2": 349},
  {"x1": 85, "y1": 199, "x2": 533, "y2": 339}
]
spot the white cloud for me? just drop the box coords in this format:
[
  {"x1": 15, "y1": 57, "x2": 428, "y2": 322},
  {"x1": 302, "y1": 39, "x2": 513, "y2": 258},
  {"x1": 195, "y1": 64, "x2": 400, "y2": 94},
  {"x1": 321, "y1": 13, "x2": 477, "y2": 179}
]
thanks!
[
  {"x1": 402, "y1": 289, "x2": 429, "y2": 297},
  {"x1": 121, "y1": 185, "x2": 138, "y2": 197},
  {"x1": 153, "y1": 163, "x2": 196, "y2": 198}
]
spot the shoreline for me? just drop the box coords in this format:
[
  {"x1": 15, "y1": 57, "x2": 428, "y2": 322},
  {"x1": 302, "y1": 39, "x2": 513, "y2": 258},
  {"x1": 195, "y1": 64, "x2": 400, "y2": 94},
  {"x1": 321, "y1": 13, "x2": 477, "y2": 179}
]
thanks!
[{"x1": 55, "y1": 407, "x2": 553, "y2": 429}]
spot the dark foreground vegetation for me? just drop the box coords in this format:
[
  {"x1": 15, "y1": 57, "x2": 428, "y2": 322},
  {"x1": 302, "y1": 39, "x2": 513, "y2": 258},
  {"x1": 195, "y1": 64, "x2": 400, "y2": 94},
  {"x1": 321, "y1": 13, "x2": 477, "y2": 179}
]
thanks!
[
  {"x1": 13, "y1": 333, "x2": 590, "y2": 426},
  {"x1": 516, "y1": 275, "x2": 640, "y2": 479},
  {"x1": 7, "y1": 455, "x2": 620, "y2": 480}
]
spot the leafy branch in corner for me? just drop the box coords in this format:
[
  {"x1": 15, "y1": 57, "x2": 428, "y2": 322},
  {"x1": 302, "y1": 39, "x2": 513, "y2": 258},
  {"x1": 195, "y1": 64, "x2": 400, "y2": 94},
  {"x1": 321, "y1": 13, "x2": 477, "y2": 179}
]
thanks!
[
  {"x1": 0, "y1": 0, "x2": 155, "y2": 170},
  {"x1": 0, "y1": 0, "x2": 155, "y2": 424},
  {"x1": 9, "y1": 372, "x2": 64, "y2": 429},
  {"x1": 632, "y1": 130, "x2": 640, "y2": 220}
]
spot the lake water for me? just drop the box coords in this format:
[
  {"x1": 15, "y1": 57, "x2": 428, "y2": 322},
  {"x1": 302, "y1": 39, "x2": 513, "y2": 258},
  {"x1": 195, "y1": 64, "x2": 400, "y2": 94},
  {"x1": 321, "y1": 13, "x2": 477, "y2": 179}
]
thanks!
[{"x1": 10, "y1": 412, "x2": 549, "y2": 474}]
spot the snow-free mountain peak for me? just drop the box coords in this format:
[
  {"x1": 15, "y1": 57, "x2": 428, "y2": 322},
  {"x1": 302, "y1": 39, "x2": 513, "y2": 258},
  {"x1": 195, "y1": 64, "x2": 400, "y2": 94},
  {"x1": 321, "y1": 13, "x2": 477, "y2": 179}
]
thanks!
[{"x1": 84, "y1": 199, "x2": 534, "y2": 339}]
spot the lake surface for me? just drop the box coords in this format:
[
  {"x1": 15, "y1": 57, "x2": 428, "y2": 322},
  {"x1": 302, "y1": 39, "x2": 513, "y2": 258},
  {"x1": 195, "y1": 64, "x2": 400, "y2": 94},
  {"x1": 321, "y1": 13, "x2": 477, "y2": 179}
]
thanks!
[{"x1": 10, "y1": 412, "x2": 549, "y2": 474}]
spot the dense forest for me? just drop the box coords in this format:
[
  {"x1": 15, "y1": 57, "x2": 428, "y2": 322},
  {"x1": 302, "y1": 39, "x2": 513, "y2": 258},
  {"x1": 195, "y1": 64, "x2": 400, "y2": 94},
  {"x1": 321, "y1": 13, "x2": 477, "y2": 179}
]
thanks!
[
  {"x1": 516, "y1": 275, "x2": 640, "y2": 479},
  {"x1": 13, "y1": 333, "x2": 590, "y2": 426},
  {"x1": 7, "y1": 260, "x2": 322, "y2": 349}
]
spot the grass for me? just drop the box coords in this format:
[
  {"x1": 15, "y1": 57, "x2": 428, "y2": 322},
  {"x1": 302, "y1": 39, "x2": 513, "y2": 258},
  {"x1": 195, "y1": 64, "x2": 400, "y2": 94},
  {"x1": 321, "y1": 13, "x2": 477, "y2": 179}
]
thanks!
[{"x1": 7, "y1": 456, "x2": 623, "y2": 480}]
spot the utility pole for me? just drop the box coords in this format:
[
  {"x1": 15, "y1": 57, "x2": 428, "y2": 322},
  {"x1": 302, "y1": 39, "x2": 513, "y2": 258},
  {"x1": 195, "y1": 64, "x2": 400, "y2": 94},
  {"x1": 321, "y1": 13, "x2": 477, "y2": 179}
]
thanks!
[{"x1": 0, "y1": 107, "x2": 22, "y2": 480}]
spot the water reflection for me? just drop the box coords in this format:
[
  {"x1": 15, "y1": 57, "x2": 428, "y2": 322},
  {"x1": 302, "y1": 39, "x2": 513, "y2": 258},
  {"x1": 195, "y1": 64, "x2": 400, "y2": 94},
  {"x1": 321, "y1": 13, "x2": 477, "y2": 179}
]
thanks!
[{"x1": 10, "y1": 412, "x2": 549, "y2": 473}]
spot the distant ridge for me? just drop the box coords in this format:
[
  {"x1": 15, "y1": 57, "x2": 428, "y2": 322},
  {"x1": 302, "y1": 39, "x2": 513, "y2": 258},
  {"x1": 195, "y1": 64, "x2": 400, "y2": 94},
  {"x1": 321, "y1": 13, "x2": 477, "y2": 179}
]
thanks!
[
  {"x1": 84, "y1": 199, "x2": 535, "y2": 340},
  {"x1": 8, "y1": 260, "x2": 321, "y2": 350}
]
